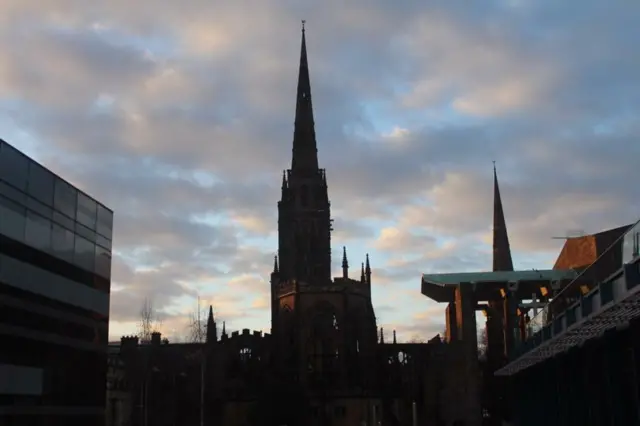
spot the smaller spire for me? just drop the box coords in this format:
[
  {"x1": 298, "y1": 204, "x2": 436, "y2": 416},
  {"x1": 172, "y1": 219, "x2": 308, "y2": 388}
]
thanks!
[
  {"x1": 281, "y1": 171, "x2": 287, "y2": 188},
  {"x1": 206, "y1": 305, "x2": 217, "y2": 343},
  {"x1": 360, "y1": 262, "x2": 365, "y2": 282},
  {"x1": 222, "y1": 321, "x2": 227, "y2": 337},
  {"x1": 365, "y1": 253, "x2": 371, "y2": 284},
  {"x1": 380, "y1": 327, "x2": 385, "y2": 344},
  {"x1": 273, "y1": 255, "x2": 279, "y2": 274},
  {"x1": 393, "y1": 330, "x2": 397, "y2": 344},
  {"x1": 342, "y1": 246, "x2": 349, "y2": 279}
]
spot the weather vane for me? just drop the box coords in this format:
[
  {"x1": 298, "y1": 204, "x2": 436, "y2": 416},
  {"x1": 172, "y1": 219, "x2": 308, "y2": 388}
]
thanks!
[{"x1": 302, "y1": 20, "x2": 306, "y2": 31}]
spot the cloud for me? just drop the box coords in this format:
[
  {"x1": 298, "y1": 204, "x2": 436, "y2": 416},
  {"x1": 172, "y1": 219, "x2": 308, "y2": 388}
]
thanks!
[{"x1": 0, "y1": 0, "x2": 638, "y2": 342}]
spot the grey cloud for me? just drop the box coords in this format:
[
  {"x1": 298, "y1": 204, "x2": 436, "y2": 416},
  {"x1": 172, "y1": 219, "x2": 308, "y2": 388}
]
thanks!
[{"x1": 1, "y1": 0, "x2": 639, "y2": 332}]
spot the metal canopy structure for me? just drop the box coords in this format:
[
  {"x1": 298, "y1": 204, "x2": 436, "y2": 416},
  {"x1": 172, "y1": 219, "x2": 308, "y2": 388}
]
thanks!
[
  {"x1": 421, "y1": 269, "x2": 580, "y2": 302},
  {"x1": 495, "y1": 261, "x2": 640, "y2": 376}
]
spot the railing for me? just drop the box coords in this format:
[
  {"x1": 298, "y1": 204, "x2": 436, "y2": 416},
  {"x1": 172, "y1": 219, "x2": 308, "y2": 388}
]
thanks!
[{"x1": 525, "y1": 218, "x2": 640, "y2": 339}]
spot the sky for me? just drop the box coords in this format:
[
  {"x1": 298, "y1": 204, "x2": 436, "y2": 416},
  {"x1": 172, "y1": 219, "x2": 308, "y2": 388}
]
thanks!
[{"x1": 1, "y1": 0, "x2": 639, "y2": 343}]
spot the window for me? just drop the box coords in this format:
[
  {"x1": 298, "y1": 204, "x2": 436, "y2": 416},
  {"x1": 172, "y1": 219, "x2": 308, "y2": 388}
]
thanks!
[
  {"x1": 53, "y1": 178, "x2": 77, "y2": 219},
  {"x1": 0, "y1": 142, "x2": 29, "y2": 191},
  {"x1": 27, "y1": 162, "x2": 55, "y2": 206},
  {"x1": 52, "y1": 223, "x2": 75, "y2": 263},
  {"x1": 75, "y1": 222, "x2": 96, "y2": 243},
  {"x1": 0, "y1": 181, "x2": 26, "y2": 205},
  {"x1": 96, "y1": 234, "x2": 112, "y2": 251},
  {"x1": 96, "y1": 205, "x2": 113, "y2": 239},
  {"x1": 76, "y1": 192, "x2": 97, "y2": 230},
  {"x1": 53, "y1": 210, "x2": 74, "y2": 231},
  {"x1": 26, "y1": 197, "x2": 53, "y2": 220},
  {"x1": 0, "y1": 195, "x2": 26, "y2": 243},
  {"x1": 239, "y1": 348, "x2": 252, "y2": 362},
  {"x1": 74, "y1": 234, "x2": 95, "y2": 272},
  {"x1": 25, "y1": 210, "x2": 52, "y2": 253}
]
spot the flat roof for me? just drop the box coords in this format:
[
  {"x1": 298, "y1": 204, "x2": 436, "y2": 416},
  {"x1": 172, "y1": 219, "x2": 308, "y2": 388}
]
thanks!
[
  {"x1": 422, "y1": 269, "x2": 577, "y2": 286},
  {"x1": 0, "y1": 138, "x2": 113, "y2": 212},
  {"x1": 421, "y1": 269, "x2": 580, "y2": 302}
]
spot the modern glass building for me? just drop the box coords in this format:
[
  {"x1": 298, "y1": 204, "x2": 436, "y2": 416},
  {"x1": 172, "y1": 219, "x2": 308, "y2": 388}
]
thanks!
[{"x1": 0, "y1": 139, "x2": 113, "y2": 426}]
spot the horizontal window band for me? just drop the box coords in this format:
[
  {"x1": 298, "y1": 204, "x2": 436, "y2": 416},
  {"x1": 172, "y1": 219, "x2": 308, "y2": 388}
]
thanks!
[
  {"x1": 0, "y1": 232, "x2": 110, "y2": 293},
  {"x1": 0, "y1": 254, "x2": 110, "y2": 316},
  {"x1": 0, "y1": 322, "x2": 107, "y2": 354}
]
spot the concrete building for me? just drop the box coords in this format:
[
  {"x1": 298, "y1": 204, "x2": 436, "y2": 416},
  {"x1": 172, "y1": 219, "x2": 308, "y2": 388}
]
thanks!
[{"x1": 0, "y1": 139, "x2": 113, "y2": 426}]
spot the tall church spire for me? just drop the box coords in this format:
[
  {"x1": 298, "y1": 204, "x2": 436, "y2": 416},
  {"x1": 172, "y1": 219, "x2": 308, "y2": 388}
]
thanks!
[
  {"x1": 277, "y1": 22, "x2": 332, "y2": 285},
  {"x1": 206, "y1": 305, "x2": 217, "y2": 343},
  {"x1": 291, "y1": 20, "x2": 319, "y2": 171},
  {"x1": 492, "y1": 163, "x2": 514, "y2": 271}
]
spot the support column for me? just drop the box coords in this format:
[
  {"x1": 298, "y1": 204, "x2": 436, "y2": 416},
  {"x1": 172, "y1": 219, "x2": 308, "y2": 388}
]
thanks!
[
  {"x1": 485, "y1": 303, "x2": 506, "y2": 424},
  {"x1": 445, "y1": 301, "x2": 458, "y2": 342},
  {"x1": 502, "y1": 286, "x2": 519, "y2": 359},
  {"x1": 454, "y1": 284, "x2": 481, "y2": 426},
  {"x1": 486, "y1": 301, "x2": 506, "y2": 367}
]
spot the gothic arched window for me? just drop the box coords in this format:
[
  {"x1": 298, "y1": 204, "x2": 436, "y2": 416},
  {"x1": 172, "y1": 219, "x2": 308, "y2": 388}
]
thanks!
[{"x1": 240, "y1": 347, "x2": 252, "y2": 362}]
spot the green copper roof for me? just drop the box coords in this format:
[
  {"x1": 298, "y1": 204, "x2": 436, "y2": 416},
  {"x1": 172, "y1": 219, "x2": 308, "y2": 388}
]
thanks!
[{"x1": 421, "y1": 269, "x2": 578, "y2": 286}]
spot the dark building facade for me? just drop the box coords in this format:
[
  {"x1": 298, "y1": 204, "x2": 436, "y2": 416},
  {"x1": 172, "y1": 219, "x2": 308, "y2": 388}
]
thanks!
[
  {"x1": 0, "y1": 139, "x2": 113, "y2": 426},
  {"x1": 108, "y1": 25, "x2": 483, "y2": 426}
]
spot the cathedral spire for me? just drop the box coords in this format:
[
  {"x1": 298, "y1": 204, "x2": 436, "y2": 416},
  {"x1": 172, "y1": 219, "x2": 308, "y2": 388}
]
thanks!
[
  {"x1": 291, "y1": 20, "x2": 319, "y2": 171},
  {"x1": 361, "y1": 262, "x2": 365, "y2": 282},
  {"x1": 206, "y1": 305, "x2": 217, "y2": 343},
  {"x1": 365, "y1": 253, "x2": 371, "y2": 284},
  {"x1": 492, "y1": 163, "x2": 514, "y2": 272},
  {"x1": 273, "y1": 255, "x2": 279, "y2": 274},
  {"x1": 342, "y1": 246, "x2": 349, "y2": 278}
]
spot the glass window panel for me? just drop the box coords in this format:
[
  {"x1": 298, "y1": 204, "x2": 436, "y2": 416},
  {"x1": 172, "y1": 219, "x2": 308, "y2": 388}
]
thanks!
[
  {"x1": 75, "y1": 222, "x2": 96, "y2": 243},
  {"x1": 95, "y1": 245, "x2": 112, "y2": 280},
  {"x1": 53, "y1": 178, "x2": 77, "y2": 220},
  {"x1": 52, "y1": 211, "x2": 74, "y2": 230},
  {"x1": 0, "y1": 195, "x2": 26, "y2": 243},
  {"x1": 0, "y1": 181, "x2": 27, "y2": 206},
  {"x1": 96, "y1": 205, "x2": 113, "y2": 239},
  {"x1": 26, "y1": 197, "x2": 53, "y2": 220},
  {"x1": 74, "y1": 234, "x2": 95, "y2": 272},
  {"x1": 27, "y1": 162, "x2": 55, "y2": 206},
  {"x1": 96, "y1": 234, "x2": 112, "y2": 251},
  {"x1": 24, "y1": 211, "x2": 52, "y2": 253},
  {"x1": 51, "y1": 223, "x2": 75, "y2": 263},
  {"x1": 76, "y1": 192, "x2": 97, "y2": 230},
  {"x1": 0, "y1": 142, "x2": 29, "y2": 191},
  {"x1": 622, "y1": 222, "x2": 640, "y2": 264}
]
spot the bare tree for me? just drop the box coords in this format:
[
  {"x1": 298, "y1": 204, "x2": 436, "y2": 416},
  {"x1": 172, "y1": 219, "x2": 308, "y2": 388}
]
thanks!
[
  {"x1": 186, "y1": 296, "x2": 208, "y2": 343},
  {"x1": 138, "y1": 298, "x2": 162, "y2": 343}
]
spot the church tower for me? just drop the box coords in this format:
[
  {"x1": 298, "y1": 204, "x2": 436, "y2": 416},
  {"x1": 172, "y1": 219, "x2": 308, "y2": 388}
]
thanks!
[
  {"x1": 271, "y1": 24, "x2": 379, "y2": 404},
  {"x1": 277, "y1": 21, "x2": 332, "y2": 285}
]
